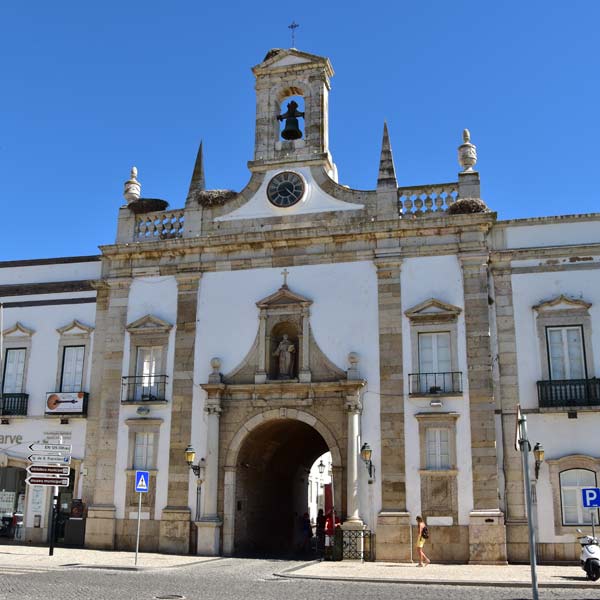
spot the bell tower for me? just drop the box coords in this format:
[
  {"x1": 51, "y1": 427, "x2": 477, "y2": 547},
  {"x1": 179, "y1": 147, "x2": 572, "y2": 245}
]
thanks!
[{"x1": 249, "y1": 49, "x2": 334, "y2": 173}]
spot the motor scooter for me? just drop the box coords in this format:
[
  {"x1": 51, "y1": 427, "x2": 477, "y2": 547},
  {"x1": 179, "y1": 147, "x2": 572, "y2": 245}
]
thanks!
[{"x1": 577, "y1": 527, "x2": 600, "y2": 581}]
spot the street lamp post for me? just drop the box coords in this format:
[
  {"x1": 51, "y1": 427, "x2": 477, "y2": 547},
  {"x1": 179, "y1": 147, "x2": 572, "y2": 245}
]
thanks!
[
  {"x1": 185, "y1": 445, "x2": 206, "y2": 521},
  {"x1": 360, "y1": 442, "x2": 374, "y2": 480}
]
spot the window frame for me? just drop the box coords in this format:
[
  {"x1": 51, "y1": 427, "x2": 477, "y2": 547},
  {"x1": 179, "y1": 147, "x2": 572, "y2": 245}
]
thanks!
[
  {"x1": 2, "y1": 347, "x2": 27, "y2": 394},
  {"x1": 59, "y1": 345, "x2": 86, "y2": 393},
  {"x1": 54, "y1": 320, "x2": 94, "y2": 394},
  {"x1": 545, "y1": 325, "x2": 588, "y2": 381}
]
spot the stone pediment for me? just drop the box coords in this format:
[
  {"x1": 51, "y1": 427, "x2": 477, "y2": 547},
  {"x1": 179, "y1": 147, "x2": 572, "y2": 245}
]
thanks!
[
  {"x1": 57, "y1": 319, "x2": 94, "y2": 335},
  {"x1": 256, "y1": 285, "x2": 313, "y2": 309},
  {"x1": 405, "y1": 298, "x2": 462, "y2": 323},
  {"x1": 254, "y1": 49, "x2": 333, "y2": 76},
  {"x1": 2, "y1": 322, "x2": 35, "y2": 337},
  {"x1": 533, "y1": 294, "x2": 591, "y2": 313},
  {"x1": 126, "y1": 314, "x2": 173, "y2": 334}
]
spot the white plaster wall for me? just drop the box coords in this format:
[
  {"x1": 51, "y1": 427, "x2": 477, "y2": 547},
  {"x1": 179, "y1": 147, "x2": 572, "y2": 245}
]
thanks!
[
  {"x1": 512, "y1": 268, "x2": 600, "y2": 543},
  {"x1": 512, "y1": 270, "x2": 600, "y2": 411},
  {"x1": 190, "y1": 261, "x2": 381, "y2": 527},
  {"x1": 529, "y1": 412, "x2": 600, "y2": 543},
  {"x1": 501, "y1": 220, "x2": 600, "y2": 250},
  {"x1": 114, "y1": 276, "x2": 178, "y2": 520},
  {"x1": 401, "y1": 255, "x2": 474, "y2": 525},
  {"x1": 215, "y1": 167, "x2": 362, "y2": 221},
  {"x1": 0, "y1": 261, "x2": 101, "y2": 285}
]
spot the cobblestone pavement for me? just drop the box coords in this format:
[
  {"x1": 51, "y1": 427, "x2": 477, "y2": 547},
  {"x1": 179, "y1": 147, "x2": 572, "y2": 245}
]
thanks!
[{"x1": 0, "y1": 558, "x2": 599, "y2": 600}]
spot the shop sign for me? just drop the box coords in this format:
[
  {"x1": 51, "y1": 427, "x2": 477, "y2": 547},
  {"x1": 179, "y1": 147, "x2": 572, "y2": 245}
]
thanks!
[{"x1": 45, "y1": 392, "x2": 87, "y2": 415}]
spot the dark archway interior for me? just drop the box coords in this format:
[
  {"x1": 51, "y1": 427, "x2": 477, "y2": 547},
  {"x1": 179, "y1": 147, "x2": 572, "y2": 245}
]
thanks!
[{"x1": 234, "y1": 419, "x2": 328, "y2": 557}]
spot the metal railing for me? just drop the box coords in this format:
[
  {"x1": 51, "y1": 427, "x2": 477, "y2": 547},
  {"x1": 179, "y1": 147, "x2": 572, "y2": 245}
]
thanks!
[
  {"x1": 121, "y1": 375, "x2": 168, "y2": 403},
  {"x1": 0, "y1": 393, "x2": 29, "y2": 416},
  {"x1": 330, "y1": 528, "x2": 374, "y2": 561},
  {"x1": 537, "y1": 379, "x2": 600, "y2": 408},
  {"x1": 409, "y1": 372, "x2": 462, "y2": 395}
]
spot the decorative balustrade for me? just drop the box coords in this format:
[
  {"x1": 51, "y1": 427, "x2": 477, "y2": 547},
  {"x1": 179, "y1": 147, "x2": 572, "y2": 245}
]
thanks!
[
  {"x1": 537, "y1": 379, "x2": 600, "y2": 409},
  {"x1": 398, "y1": 183, "x2": 458, "y2": 217},
  {"x1": 134, "y1": 209, "x2": 185, "y2": 240}
]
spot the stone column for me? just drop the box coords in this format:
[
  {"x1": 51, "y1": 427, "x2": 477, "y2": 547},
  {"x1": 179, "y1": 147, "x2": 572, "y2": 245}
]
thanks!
[
  {"x1": 196, "y1": 388, "x2": 223, "y2": 555},
  {"x1": 299, "y1": 307, "x2": 311, "y2": 382},
  {"x1": 460, "y1": 253, "x2": 507, "y2": 564},
  {"x1": 374, "y1": 253, "x2": 411, "y2": 561},
  {"x1": 255, "y1": 315, "x2": 267, "y2": 383},
  {"x1": 343, "y1": 393, "x2": 363, "y2": 527},
  {"x1": 84, "y1": 278, "x2": 131, "y2": 550},
  {"x1": 159, "y1": 272, "x2": 201, "y2": 554},
  {"x1": 491, "y1": 260, "x2": 527, "y2": 561}
]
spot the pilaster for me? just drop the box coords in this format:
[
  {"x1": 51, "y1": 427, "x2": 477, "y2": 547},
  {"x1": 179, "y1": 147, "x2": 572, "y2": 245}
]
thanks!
[
  {"x1": 460, "y1": 253, "x2": 507, "y2": 564},
  {"x1": 344, "y1": 393, "x2": 363, "y2": 526},
  {"x1": 159, "y1": 271, "x2": 201, "y2": 554},
  {"x1": 84, "y1": 277, "x2": 131, "y2": 550}
]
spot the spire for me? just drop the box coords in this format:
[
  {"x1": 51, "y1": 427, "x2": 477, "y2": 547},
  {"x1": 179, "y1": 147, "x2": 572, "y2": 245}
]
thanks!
[
  {"x1": 123, "y1": 166, "x2": 141, "y2": 203},
  {"x1": 377, "y1": 122, "x2": 397, "y2": 188},
  {"x1": 186, "y1": 140, "x2": 206, "y2": 203}
]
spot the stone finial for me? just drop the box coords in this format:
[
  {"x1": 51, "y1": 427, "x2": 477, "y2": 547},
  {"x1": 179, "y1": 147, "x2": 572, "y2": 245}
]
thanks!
[
  {"x1": 347, "y1": 352, "x2": 360, "y2": 381},
  {"x1": 377, "y1": 121, "x2": 398, "y2": 188},
  {"x1": 186, "y1": 140, "x2": 206, "y2": 204},
  {"x1": 123, "y1": 166, "x2": 141, "y2": 203},
  {"x1": 458, "y1": 128, "x2": 477, "y2": 172},
  {"x1": 208, "y1": 357, "x2": 222, "y2": 384}
]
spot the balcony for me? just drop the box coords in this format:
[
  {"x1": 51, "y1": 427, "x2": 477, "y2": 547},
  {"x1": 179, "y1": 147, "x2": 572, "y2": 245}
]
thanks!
[
  {"x1": 537, "y1": 379, "x2": 600, "y2": 409},
  {"x1": 0, "y1": 393, "x2": 29, "y2": 416},
  {"x1": 409, "y1": 372, "x2": 463, "y2": 396},
  {"x1": 121, "y1": 375, "x2": 168, "y2": 404}
]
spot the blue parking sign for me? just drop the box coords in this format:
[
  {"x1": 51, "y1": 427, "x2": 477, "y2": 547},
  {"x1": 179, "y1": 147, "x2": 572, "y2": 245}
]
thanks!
[
  {"x1": 582, "y1": 488, "x2": 600, "y2": 508},
  {"x1": 135, "y1": 470, "x2": 149, "y2": 493}
]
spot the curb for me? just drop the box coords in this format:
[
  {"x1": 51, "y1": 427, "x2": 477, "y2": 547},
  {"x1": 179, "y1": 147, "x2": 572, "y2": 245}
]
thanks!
[
  {"x1": 274, "y1": 564, "x2": 598, "y2": 589},
  {"x1": 67, "y1": 557, "x2": 226, "y2": 572}
]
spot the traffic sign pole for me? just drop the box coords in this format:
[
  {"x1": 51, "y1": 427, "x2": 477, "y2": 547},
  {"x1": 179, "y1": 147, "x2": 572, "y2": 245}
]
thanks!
[
  {"x1": 133, "y1": 470, "x2": 149, "y2": 566},
  {"x1": 135, "y1": 492, "x2": 142, "y2": 566}
]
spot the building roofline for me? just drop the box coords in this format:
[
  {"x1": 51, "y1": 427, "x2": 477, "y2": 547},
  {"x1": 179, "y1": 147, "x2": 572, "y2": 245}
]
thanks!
[
  {"x1": 496, "y1": 213, "x2": 600, "y2": 228},
  {"x1": 0, "y1": 255, "x2": 101, "y2": 269}
]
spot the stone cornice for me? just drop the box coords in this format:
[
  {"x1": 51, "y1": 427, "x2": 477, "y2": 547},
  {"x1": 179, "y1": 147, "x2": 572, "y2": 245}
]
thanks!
[{"x1": 201, "y1": 380, "x2": 366, "y2": 395}]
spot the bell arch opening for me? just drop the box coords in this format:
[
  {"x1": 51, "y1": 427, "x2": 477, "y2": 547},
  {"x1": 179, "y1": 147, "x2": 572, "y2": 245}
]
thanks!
[
  {"x1": 232, "y1": 418, "x2": 331, "y2": 557},
  {"x1": 277, "y1": 93, "x2": 305, "y2": 141}
]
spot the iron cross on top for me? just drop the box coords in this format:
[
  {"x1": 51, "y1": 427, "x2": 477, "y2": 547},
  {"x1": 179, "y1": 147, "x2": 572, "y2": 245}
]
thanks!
[{"x1": 288, "y1": 21, "x2": 299, "y2": 47}]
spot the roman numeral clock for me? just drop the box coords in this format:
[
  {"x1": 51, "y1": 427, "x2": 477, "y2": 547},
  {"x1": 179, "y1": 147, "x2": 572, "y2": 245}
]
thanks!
[{"x1": 267, "y1": 171, "x2": 305, "y2": 208}]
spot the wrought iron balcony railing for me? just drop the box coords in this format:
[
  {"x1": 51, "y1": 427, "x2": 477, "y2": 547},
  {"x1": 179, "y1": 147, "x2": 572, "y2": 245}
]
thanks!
[
  {"x1": 0, "y1": 393, "x2": 29, "y2": 416},
  {"x1": 537, "y1": 379, "x2": 600, "y2": 408},
  {"x1": 121, "y1": 375, "x2": 168, "y2": 403},
  {"x1": 409, "y1": 372, "x2": 463, "y2": 395}
]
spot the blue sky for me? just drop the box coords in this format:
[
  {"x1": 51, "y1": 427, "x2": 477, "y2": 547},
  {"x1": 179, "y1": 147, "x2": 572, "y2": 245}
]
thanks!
[{"x1": 1, "y1": 1, "x2": 599, "y2": 260}]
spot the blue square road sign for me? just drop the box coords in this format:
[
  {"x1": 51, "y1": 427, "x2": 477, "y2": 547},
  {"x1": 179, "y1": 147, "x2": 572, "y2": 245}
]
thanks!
[
  {"x1": 582, "y1": 488, "x2": 600, "y2": 508},
  {"x1": 135, "y1": 470, "x2": 149, "y2": 493}
]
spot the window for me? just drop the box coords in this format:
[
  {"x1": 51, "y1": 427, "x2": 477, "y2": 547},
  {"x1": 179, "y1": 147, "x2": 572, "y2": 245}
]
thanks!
[
  {"x1": 547, "y1": 326, "x2": 586, "y2": 380},
  {"x1": 60, "y1": 346, "x2": 85, "y2": 392},
  {"x1": 135, "y1": 347, "x2": 162, "y2": 401},
  {"x1": 560, "y1": 469, "x2": 599, "y2": 525},
  {"x1": 418, "y1": 332, "x2": 452, "y2": 392},
  {"x1": 426, "y1": 427, "x2": 450, "y2": 470},
  {"x1": 133, "y1": 432, "x2": 155, "y2": 469},
  {"x1": 2, "y1": 349, "x2": 26, "y2": 393}
]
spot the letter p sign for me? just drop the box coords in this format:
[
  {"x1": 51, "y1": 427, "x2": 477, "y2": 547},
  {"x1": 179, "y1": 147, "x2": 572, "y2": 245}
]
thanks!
[{"x1": 582, "y1": 488, "x2": 600, "y2": 508}]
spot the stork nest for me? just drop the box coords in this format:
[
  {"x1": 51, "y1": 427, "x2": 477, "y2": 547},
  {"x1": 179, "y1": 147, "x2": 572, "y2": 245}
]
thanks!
[
  {"x1": 447, "y1": 198, "x2": 489, "y2": 215},
  {"x1": 263, "y1": 48, "x2": 283, "y2": 62},
  {"x1": 195, "y1": 189, "x2": 238, "y2": 207},
  {"x1": 127, "y1": 198, "x2": 169, "y2": 214}
]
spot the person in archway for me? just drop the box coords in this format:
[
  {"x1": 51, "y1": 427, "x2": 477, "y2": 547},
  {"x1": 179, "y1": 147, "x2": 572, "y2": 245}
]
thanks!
[
  {"x1": 416, "y1": 515, "x2": 430, "y2": 566},
  {"x1": 315, "y1": 508, "x2": 326, "y2": 552},
  {"x1": 300, "y1": 512, "x2": 313, "y2": 554}
]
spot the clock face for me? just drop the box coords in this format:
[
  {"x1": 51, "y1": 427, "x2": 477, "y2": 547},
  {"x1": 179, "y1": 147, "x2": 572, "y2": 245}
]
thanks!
[{"x1": 267, "y1": 172, "x2": 305, "y2": 208}]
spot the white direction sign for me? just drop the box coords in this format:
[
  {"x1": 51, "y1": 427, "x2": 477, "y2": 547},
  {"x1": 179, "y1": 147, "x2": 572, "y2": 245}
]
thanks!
[
  {"x1": 26, "y1": 465, "x2": 70, "y2": 476},
  {"x1": 28, "y1": 454, "x2": 71, "y2": 465},
  {"x1": 29, "y1": 444, "x2": 72, "y2": 453}
]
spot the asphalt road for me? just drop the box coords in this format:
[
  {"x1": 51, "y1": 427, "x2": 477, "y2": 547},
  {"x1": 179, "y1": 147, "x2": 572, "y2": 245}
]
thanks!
[{"x1": 0, "y1": 558, "x2": 598, "y2": 600}]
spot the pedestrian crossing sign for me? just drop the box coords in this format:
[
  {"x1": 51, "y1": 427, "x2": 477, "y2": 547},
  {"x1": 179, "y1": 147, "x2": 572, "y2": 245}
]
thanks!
[{"x1": 135, "y1": 470, "x2": 149, "y2": 493}]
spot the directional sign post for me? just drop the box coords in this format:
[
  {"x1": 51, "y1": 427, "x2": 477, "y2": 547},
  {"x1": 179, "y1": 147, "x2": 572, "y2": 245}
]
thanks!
[
  {"x1": 25, "y1": 476, "x2": 70, "y2": 487},
  {"x1": 27, "y1": 465, "x2": 70, "y2": 477},
  {"x1": 28, "y1": 454, "x2": 71, "y2": 465},
  {"x1": 134, "y1": 470, "x2": 149, "y2": 566},
  {"x1": 29, "y1": 444, "x2": 72, "y2": 453}
]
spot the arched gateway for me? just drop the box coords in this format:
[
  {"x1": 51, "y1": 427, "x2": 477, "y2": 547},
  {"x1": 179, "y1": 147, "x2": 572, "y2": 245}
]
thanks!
[
  {"x1": 223, "y1": 411, "x2": 342, "y2": 556},
  {"x1": 198, "y1": 281, "x2": 366, "y2": 556}
]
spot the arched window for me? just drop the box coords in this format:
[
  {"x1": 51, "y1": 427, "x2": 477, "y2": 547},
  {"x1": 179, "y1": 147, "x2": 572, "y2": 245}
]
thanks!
[{"x1": 560, "y1": 468, "x2": 598, "y2": 525}]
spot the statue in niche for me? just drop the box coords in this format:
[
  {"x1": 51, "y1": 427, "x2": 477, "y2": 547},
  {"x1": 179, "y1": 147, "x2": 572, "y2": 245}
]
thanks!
[
  {"x1": 273, "y1": 334, "x2": 296, "y2": 379},
  {"x1": 277, "y1": 100, "x2": 304, "y2": 140}
]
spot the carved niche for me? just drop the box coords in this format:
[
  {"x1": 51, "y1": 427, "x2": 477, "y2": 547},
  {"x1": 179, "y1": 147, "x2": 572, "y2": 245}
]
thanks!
[{"x1": 222, "y1": 283, "x2": 345, "y2": 385}]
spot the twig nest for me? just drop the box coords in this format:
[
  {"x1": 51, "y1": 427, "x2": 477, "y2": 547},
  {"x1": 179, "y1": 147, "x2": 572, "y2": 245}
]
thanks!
[{"x1": 447, "y1": 198, "x2": 489, "y2": 215}]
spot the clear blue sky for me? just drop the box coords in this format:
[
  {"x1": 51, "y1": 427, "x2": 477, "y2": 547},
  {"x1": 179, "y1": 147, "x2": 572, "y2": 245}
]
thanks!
[{"x1": 1, "y1": 1, "x2": 599, "y2": 260}]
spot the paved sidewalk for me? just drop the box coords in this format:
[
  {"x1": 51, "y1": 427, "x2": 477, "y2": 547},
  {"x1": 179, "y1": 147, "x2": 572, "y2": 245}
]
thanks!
[
  {"x1": 278, "y1": 560, "x2": 597, "y2": 588},
  {"x1": 0, "y1": 544, "x2": 219, "y2": 571}
]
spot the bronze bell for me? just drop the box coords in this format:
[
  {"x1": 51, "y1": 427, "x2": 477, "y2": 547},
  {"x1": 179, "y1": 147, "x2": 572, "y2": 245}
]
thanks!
[
  {"x1": 277, "y1": 100, "x2": 304, "y2": 141},
  {"x1": 281, "y1": 117, "x2": 302, "y2": 140}
]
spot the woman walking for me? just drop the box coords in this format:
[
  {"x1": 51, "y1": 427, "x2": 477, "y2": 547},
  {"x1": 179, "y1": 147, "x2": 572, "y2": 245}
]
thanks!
[{"x1": 416, "y1": 515, "x2": 430, "y2": 566}]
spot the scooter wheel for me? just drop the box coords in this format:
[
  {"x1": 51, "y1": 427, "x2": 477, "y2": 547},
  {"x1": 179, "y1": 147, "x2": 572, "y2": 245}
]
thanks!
[{"x1": 589, "y1": 564, "x2": 600, "y2": 582}]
